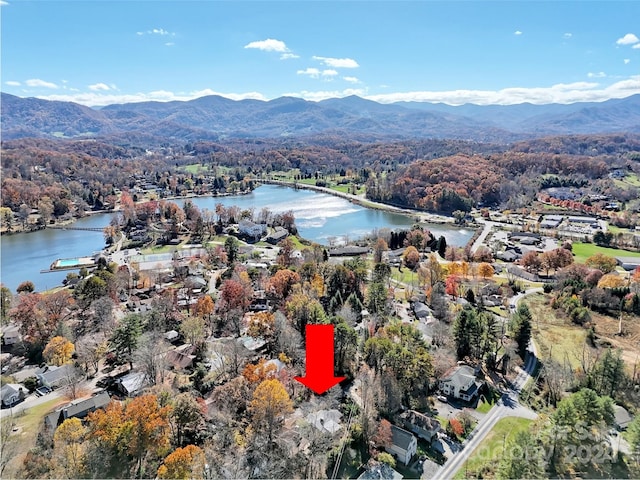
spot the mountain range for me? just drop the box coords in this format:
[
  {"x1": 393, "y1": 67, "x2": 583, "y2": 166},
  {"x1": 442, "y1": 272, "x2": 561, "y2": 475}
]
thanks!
[{"x1": 2, "y1": 92, "x2": 639, "y2": 144}]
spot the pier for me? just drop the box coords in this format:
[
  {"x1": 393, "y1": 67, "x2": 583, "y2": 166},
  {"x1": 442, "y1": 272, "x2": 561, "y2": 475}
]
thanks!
[{"x1": 47, "y1": 226, "x2": 105, "y2": 232}]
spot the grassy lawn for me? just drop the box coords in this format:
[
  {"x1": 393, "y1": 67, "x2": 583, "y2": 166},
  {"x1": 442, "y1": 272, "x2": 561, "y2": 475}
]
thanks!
[
  {"x1": 140, "y1": 244, "x2": 177, "y2": 254},
  {"x1": 391, "y1": 268, "x2": 419, "y2": 286},
  {"x1": 572, "y1": 242, "x2": 640, "y2": 264},
  {"x1": 454, "y1": 417, "x2": 533, "y2": 479},
  {"x1": 1, "y1": 397, "x2": 67, "y2": 477},
  {"x1": 522, "y1": 293, "x2": 587, "y2": 370}
]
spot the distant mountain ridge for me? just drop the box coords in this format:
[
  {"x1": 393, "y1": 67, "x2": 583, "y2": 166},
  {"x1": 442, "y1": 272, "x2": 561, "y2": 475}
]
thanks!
[{"x1": 1, "y1": 92, "x2": 639, "y2": 144}]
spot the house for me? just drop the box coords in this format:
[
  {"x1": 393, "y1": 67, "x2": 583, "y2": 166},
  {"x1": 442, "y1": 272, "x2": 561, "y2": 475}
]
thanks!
[
  {"x1": 1, "y1": 324, "x2": 21, "y2": 346},
  {"x1": 328, "y1": 245, "x2": 370, "y2": 257},
  {"x1": 266, "y1": 227, "x2": 288, "y2": 245},
  {"x1": 117, "y1": 371, "x2": 149, "y2": 397},
  {"x1": 399, "y1": 409, "x2": 442, "y2": 443},
  {"x1": 357, "y1": 461, "x2": 403, "y2": 480},
  {"x1": 37, "y1": 364, "x2": 74, "y2": 389},
  {"x1": 306, "y1": 409, "x2": 343, "y2": 434},
  {"x1": 164, "y1": 330, "x2": 180, "y2": 343},
  {"x1": 385, "y1": 425, "x2": 417, "y2": 465},
  {"x1": 238, "y1": 220, "x2": 267, "y2": 242},
  {"x1": 45, "y1": 392, "x2": 111, "y2": 430},
  {"x1": 439, "y1": 365, "x2": 484, "y2": 402},
  {"x1": 62, "y1": 392, "x2": 111, "y2": 420},
  {"x1": 1, "y1": 383, "x2": 26, "y2": 407},
  {"x1": 166, "y1": 344, "x2": 197, "y2": 371},
  {"x1": 614, "y1": 405, "x2": 633, "y2": 431},
  {"x1": 615, "y1": 256, "x2": 640, "y2": 271}
]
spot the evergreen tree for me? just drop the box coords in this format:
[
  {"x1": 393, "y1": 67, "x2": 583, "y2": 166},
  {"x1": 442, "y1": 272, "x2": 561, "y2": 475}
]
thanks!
[
  {"x1": 496, "y1": 430, "x2": 545, "y2": 480},
  {"x1": 511, "y1": 304, "x2": 532, "y2": 358}
]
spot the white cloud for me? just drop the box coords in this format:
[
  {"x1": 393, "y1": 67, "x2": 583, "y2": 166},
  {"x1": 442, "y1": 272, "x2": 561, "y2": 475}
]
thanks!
[
  {"x1": 633, "y1": 44, "x2": 640, "y2": 49},
  {"x1": 563, "y1": 33, "x2": 572, "y2": 38},
  {"x1": 343, "y1": 76, "x2": 361, "y2": 84},
  {"x1": 280, "y1": 53, "x2": 299, "y2": 60},
  {"x1": 5, "y1": 80, "x2": 21, "y2": 86},
  {"x1": 616, "y1": 33, "x2": 639, "y2": 45},
  {"x1": 322, "y1": 69, "x2": 338, "y2": 77},
  {"x1": 284, "y1": 88, "x2": 367, "y2": 102},
  {"x1": 138, "y1": 28, "x2": 175, "y2": 36},
  {"x1": 25, "y1": 78, "x2": 58, "y2": 89},
  {"x1": 165, "y1": 42, "x2": 175, "y2": 47},
  {"x1": 88, "y1": 83, "x2": 112, "y2": 91},
  {"x1": 297, "y1": 68, "x2": 321, "y2": 78},
  {"x1": 365, "y1": 77, "x2": 640, "y2": 105},
  {"x1": 0, "y1": 1, "x2": 9, "y2": 6},
  {"x1": 587, "y1": 72, "x2": 607, "y2": 78},
  {"x1": 34, "y1": 89, "x2": 267, "y2": 107},
  {"x1": 312, "y1": 56, "x2": 359, "y2": 68},
  {"x1": 624, "y1": 59, "x2": 631, "y2": 64},
  {"x1": 514, "y1": 30, "x2": 523, "y2": 36},
  {"x1": 244, "y1": 38, "x2": 289, "y2": 53}
]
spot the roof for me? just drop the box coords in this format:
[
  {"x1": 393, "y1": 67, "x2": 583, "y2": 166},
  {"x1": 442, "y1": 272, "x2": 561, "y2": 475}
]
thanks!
[
  {"x1": 358, "y1": 463, "x2": 403, "y2": 480},
  {"x1": 38, "y1": 364, "x2": 74, "y2": 385},
  {"x1": 614, "y1": 405, "x2": 633, "y2": 428},
  {"x1": 118, "y1": 371, "x2": 148, "y2": 394},
  {"x1": 1, "y1": 384, "x2": 23, "y2": 402},
  {"x1": 328, "y1": 245, "x2": 370, "y2": 256},
  {"x1": 166, "y1": 349, "x2": 196, "y2": 370},
  {"x1": 62, "y1": 392, "x2": 111, "y2": 419},
  {"x1": 306, "y1": 409, "x2": 343, "y2": 434},
  {"x1": 390, "y1": 424, "x2": 415, "y2": 451},
  {"x1": 400, "y1": 410, "x2": 441, "y2": 433},
  {"x1": 441, "y1": 365, "x2": 478, "y2": 391}
]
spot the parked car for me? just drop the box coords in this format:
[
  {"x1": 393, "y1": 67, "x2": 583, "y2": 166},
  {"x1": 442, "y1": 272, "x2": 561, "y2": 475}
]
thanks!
[{"x1": 437, "y1": 395, "x2": 448, "y2": 403}]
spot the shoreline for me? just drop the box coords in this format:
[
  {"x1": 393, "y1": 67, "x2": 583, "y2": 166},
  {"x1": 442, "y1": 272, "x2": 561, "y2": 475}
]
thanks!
[{"x1": 0, "y1": 182, "x2": 459, "y2": 238}]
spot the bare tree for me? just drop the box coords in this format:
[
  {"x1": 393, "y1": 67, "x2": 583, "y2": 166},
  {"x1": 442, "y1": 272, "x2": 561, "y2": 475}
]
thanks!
[{"x1": 134, "y1": 331, "x2": 170, "y2": 386}]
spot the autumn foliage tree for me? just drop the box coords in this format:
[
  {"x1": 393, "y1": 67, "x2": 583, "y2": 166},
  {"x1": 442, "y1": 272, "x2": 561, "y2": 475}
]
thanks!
[
  {"x1": 249, "y1": 379, "x2": 293, "y2": 443},
  {"x1": 157, "y1": 445, "x2": 206, "y2": 480},
  {"x1": 402, "y1": 246, "x2": 420, "y2": 270},
  {"x1": 585, "y1": 253, "x2": 618, "y2": 274},
  {"x1": 53, "y1": 417, "x2": 87, "y2": 479},
  {"x1": 87, "y1": 394, "x2": 171, "y2": 477},
  {"x1": 43, "y1": 336, "x2": 75, "y2": 366}
]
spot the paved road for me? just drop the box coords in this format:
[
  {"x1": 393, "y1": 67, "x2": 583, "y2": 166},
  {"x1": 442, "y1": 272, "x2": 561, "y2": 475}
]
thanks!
[{"x1": 434, "y1": 289, "x2": 542, "y2": 479}]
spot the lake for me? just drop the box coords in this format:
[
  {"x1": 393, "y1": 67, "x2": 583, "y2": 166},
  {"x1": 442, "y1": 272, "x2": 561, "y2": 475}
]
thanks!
[{"x1": 0, "y1": 185, "x2": 474, "y2": 292}]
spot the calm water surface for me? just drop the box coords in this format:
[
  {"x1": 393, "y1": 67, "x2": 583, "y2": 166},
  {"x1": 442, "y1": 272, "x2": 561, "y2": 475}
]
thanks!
[{"x1": 0, "y1": 185, "x2": 473, "y2": 292}]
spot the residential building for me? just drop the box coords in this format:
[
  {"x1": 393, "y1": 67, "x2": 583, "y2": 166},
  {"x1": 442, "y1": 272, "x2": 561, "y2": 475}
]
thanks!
[
  {"x1": 37, "y1": 364, "x2": 74, "y2": 389},
  {"x1": 1, "y1": 383, "x2": 26, "y2": 407},
  {"x1": 439, "y1": 365, "x2": 484, "y2": 402},
  {"x1": 385, "y1": 425, "x2": 417, "y2": 465},
  {"x1": 399, "y1": 409, "x2": 442, "y2": 443},
  {"x1": 117, "y1": 371, "x2": 149, "y2": 397}
]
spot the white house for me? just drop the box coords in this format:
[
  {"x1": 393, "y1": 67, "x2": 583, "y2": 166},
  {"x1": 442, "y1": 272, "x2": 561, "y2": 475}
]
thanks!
[
  {"x1": 385, "y1": 425, "x2": 417, "y2": 465},
  {"x1": 439, "y1": 365, "x2": 484, "y2": 402},
  {"x1": 1, "y1": 324, "x2": 21, "y2": 346}
]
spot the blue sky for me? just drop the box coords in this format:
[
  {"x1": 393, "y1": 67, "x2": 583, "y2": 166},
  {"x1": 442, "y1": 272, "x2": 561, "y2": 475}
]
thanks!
[{"x1": 1, "y1": 1, "x2": 639, "y2": 106}]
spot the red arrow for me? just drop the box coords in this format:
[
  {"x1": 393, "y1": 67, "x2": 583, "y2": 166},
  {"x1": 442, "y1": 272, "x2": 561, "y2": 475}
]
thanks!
[{"x1": 295, "y1": 324, "x2": 346, "y2": 394}]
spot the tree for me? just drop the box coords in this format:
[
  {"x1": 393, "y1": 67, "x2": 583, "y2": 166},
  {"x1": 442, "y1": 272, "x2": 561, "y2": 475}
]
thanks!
[
  {"x1": 193, "y1": 295, "x2": 214, "y2": 332},
  {"x1": 520, "y1": 251, "x2": 541, "y2": 274},
  {"x1": 224, "y1": 236, "x2": 239, "y2": 264},
  {"x1": 267, "y1": 269, "x2": 300, "y2": 302},
  {"x1": 43, "y1": 336, "x2": 75, "y2": 366},
  {"x1": 89, "y1": 394, "x2": 172, "y2": 478},
  {"x1": 54, "y1": 417, "x2": 87, "y2": 479},
  {"x1": 157, "y1": 445, "x2": 206, "y2": 480},
  {"x1": 372, "y1": 418, "x2": 393, "y2": 449},
  {"x1": 403, "y1": 246, "x2": 420, "y2": 270},
  {"x1": 0, "y1": 286, "x2": 13, "y2": 324},
  {"x1": 628, "y1": 414, "x2": 640, "y2": 466},
  {"x1": 478, "y1": 262, "x2": 494, "y2": 279},
  {"x1": 597, "y1": 273, "x2": 626, "y2": 290},
  {"x1": 249, "y1": 379, "x2": 293, "y2": 443},
  {"x1": 110, "y1": 313, "x2": 144, "y2": 369},
  {"x1": 373, "y1": 238, "x2": 388, "y2": 263},
  {"x1": 367, "y1": 281, "x2": 389, "y2": 316},
  {"x1": 179, "y1": 315, "x2": 206, "y2": 346},
  {"x1": 171, "y1": 393, "x2": 205, "y2": 447},
  {"x1": 285, "y1": 292, "x2": 326, "y2": 336},
  {"x1": 511, "y1": 304, "x2": 532, "y2": 358},
  {"x1": 16, "y1": 280, "x2": 35, "y2": 294},
  {"x1": 585, "y1": 253, "x2": 618, "y2": 274},
  {"x1": 496, "y1": 430, "x2": 545, "y2": 480}
]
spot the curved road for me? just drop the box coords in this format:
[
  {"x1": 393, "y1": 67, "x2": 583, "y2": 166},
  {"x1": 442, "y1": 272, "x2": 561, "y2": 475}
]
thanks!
[{"x1": 434, "y1": 288, "x2": 542, "y2": 479}]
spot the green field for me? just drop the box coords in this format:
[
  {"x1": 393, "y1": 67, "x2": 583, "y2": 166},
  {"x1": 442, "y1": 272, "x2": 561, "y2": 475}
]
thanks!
[
  {"x1": 454, "y1": 417, "x2": 533, "y2": 479},
  {"x1": 571, "y1": 242, "x2": 640, "y2": 264}
]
